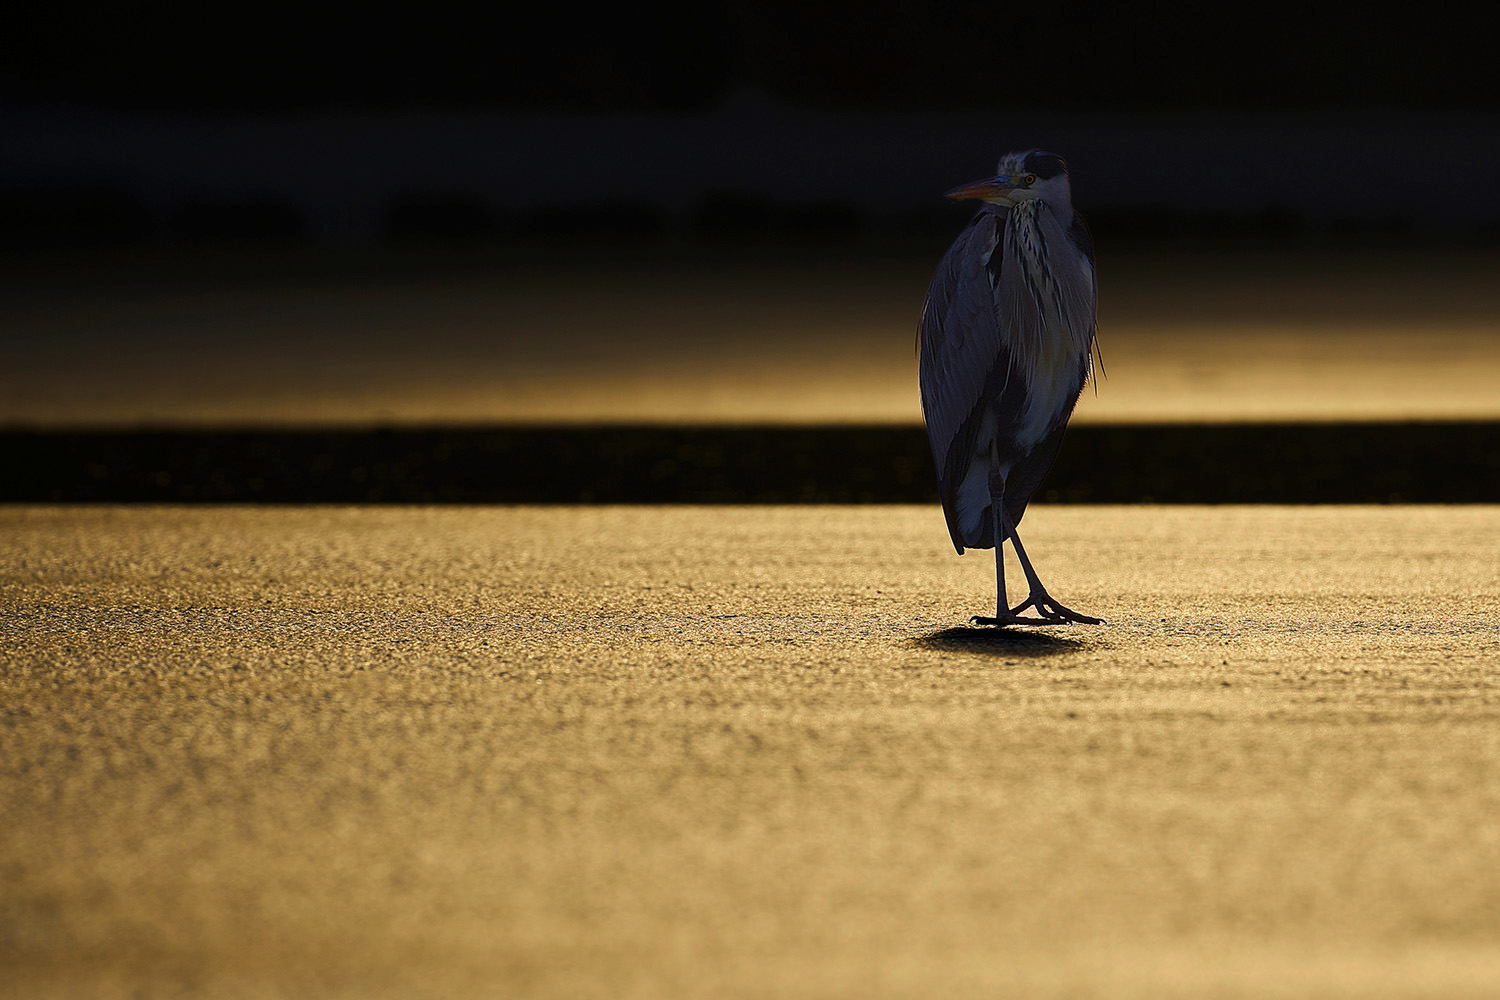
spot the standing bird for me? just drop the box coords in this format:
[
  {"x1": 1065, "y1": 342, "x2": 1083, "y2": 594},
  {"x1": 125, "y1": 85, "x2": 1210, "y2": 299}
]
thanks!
[{"x1": 918, "y1": 149, "x2": 1102, "y2": 626}]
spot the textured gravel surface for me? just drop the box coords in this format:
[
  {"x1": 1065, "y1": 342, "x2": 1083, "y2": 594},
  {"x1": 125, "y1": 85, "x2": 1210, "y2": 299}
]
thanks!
[{"x1": 3, "y1": 505, "x2": 1500, "y2": 998}]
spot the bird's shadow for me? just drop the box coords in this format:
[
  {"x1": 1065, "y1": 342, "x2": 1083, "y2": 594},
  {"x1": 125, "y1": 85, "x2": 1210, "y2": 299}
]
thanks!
[{"x1": 914, "y1": 625, "x2": 1089, "y2": 658}]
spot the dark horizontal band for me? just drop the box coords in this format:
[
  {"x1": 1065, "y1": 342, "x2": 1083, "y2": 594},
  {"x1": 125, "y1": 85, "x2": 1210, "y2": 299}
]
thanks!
[{"x1": 2, "y1": 423, "x2": 1497, "y2": 504}]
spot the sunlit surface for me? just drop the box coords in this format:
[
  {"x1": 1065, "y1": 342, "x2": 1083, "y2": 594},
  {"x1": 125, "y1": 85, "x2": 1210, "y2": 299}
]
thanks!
[
  {"x1": 4, "y1": 505, "x2": 1500, "y2": 997},
  {"x1": 3, "y1": 249, "x2": 1498, "y2": 425}
]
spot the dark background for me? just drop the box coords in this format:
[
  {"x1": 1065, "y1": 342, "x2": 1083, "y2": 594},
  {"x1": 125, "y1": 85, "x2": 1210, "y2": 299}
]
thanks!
[
  {"x1": 6, "y1": 3, "x2": 1499, "y2": 114},
  {"x1": 6, "y1": 3, "x2": 1500, "y2": 250}
]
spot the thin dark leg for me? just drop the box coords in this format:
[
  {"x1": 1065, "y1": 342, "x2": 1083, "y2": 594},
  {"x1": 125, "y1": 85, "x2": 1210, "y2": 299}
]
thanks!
[
  {"x1": 969, "y1": 455, "x2": 1053, "y2": 628},
  {"x1": 988, "y1": 445, "x2": 1008, "y2": 619},
  {"x1": 1004, "y1": 512, "x2": 1043, "y2": 591},
  {"x1": 1000, "y1": 508, "x2": 1103, "y2": 625},
  {"x1": 993, "y1": 503, "x2": 1007, "y2": 618}
]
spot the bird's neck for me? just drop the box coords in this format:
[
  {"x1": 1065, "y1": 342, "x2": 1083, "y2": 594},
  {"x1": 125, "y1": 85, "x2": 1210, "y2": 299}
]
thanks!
[
  {"x1": 1007, "y1": 202, "x2": 1047, "y2": 275},
  {"x1": 1003, "y1": 199, "x2": 1088, "y2": 371},
  {"x1": 1012, "y1": 198, "x2": 1071, "y2": 227}
]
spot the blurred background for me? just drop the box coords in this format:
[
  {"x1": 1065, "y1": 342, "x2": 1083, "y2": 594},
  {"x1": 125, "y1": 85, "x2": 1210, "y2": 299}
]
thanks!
[{"x1": 3, "y1": 2, "x2": 1499, "y2": 499}]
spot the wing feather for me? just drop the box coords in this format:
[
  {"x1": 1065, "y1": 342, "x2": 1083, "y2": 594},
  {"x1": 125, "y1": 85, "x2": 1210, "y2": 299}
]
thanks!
[{"x1": 918, "y1": 211, "x2": 1014, "y2": 552}]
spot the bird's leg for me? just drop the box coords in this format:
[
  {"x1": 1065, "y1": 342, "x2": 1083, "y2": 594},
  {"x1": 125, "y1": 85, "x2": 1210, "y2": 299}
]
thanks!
[
  {"x1": 993, "y1": 503, "x2": 1009, "y2": 620},
  {"x1": 969, "y1": 453, "x2": 1050, "y2": 628},
  {"x1": 1001, "y1": 509, "x2": 1104, "y2": 626},
  {"x1": 991, "y1": 457, "x2": 1008, "y2": 618}
]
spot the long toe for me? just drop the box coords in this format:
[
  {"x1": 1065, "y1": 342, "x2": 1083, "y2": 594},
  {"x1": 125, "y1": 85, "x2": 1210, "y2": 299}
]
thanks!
[
  {"x1": 1005, "y1": 596, "x2": 1067, "y2": 623},
  {"x1": 972, "y1": 612, "x2": 1068, "y2": 629},
  {"x1": 1036, "y1": 596, "x2": 1103, "y2": 625},
  {"x1": 1001, "y1": 596, "x2": 1063, "y2": 625}
]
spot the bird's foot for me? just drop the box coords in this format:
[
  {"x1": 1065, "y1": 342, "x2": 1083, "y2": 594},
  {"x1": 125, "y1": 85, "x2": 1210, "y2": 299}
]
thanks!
[
  {"x1": 970, "y1": 612, "x2": 1061, "y2": 628},
  {"x1": 1008, "y1": 591, "x2": 1104, "y2": 625}
]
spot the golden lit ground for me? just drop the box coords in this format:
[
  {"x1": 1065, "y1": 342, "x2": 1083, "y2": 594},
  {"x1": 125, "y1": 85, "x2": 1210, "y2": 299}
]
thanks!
[
  {"x1": 3, "y1": 505, "x2": 1500, "y2": 998},
  {"x1": 2, "y1": 248, "x2": 1499, "y2": 425}
]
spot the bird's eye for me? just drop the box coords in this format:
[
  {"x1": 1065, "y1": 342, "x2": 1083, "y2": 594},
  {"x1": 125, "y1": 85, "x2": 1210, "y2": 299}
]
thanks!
[{"x1": 1024, "y1": 174, "x2": 1037, "y2": 185}]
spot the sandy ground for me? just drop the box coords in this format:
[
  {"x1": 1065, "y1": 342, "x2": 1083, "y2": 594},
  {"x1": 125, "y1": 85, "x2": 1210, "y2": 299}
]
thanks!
[
  {"x1": 3, "y1": 504, "x2": 1500, "y2": 999},
  {"x1": 3, "y1": 249, "x2": 1500, "y2": 426}
]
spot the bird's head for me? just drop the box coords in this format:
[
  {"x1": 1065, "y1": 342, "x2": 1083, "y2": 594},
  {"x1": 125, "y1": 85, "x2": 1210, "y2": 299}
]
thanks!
[{"x1": 945, "y1": 149, "x2": 1073, "y2": 216}]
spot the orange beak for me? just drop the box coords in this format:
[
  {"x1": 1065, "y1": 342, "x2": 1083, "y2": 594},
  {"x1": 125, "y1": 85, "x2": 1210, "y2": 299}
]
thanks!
[{"x1": 944, "y1": 176, "x2": 1013, "y2": 202}]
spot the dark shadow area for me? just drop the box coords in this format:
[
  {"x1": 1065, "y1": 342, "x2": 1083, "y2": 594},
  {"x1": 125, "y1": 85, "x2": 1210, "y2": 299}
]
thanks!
[
  {"x1": 2, "y1": 423, "x2": 1496, "y2": 503},
  {"x1": 167, "y1": 199, "x2": 309, "y2": 244},
  {"x1": 692, "y1": 191, "x2": 866, "y2": 242},
  {"x1": 385, "y1": 193, "x2": 502, "y2": 242},
  {"x1": 0, "y1": 186, "x2": 153, "y2": 249},
  {"x1": 914, "y1": 626, "x2": 1089, "y2": 657},
  {"x1": 6, "y1": 183, "x2": 1493, "y2": 253},
  {"x1": 512, "y1": 201, "x2": 670, "y2": 241},
  {"x1": 1087, "y1": 205, "x2": 1309, "y2": 249}
]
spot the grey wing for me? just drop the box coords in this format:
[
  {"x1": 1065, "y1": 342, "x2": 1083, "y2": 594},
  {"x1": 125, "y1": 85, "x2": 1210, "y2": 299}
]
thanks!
[
  {"x1": 918, "y1": 213, "x2": 1013, "y2": 551},
  {"x1": 999, "y1": 356, "x2": 1089, "y2": 527}
]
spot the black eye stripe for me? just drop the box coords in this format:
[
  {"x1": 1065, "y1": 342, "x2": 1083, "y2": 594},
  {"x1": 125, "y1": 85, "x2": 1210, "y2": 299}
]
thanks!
[{"x1": 1020, "y1": 150, "x2": 1067, "y2": 180}]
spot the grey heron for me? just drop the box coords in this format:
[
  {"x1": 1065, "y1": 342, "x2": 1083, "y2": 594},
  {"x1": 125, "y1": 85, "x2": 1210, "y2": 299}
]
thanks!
[{"x1": 918, "y1": 149, "x2": 1103, "y2": 627}]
